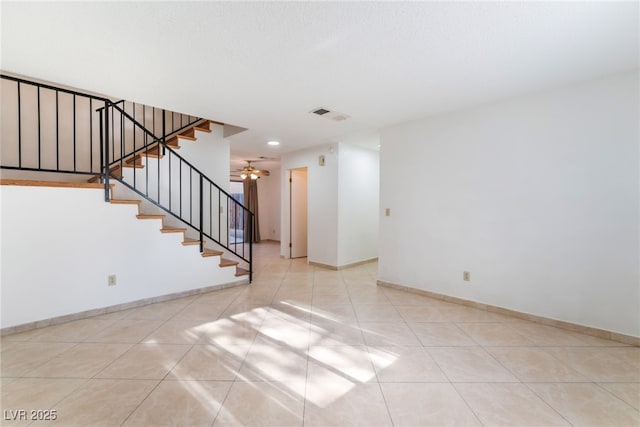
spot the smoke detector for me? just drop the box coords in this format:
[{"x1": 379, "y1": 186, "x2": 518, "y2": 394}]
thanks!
[{"x1": 310, "y1": 107, "x2": 350, "y2": 122}]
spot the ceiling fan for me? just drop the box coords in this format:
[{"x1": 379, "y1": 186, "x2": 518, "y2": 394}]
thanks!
[{"x1": 233, "y1": 160, "x2": 270, "y2": 180}]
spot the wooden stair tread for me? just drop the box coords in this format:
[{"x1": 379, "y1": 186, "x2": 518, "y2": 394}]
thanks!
[
  {"x1": 202, "y1": 248, "x2": 223, "y2": 257},
  {"x1": 129, "y1": 148, "x2": 163, "y2": 162},
  {"x1": 122, "y1": 162, "x2": 144, "y2": 169},
  {"x1": 182, "y1": 239, "x2": 201, "y2": 246},
  {"x1": 136, "y1": 214, "x2": 165, "y2": 220},
  {"x1": 110, "y1": 199, "x2": 141, "y2": 205},
  {"x1": 165, "y1": 137, "x2": 181, "y2": 149},
  {"x1": 235, "y1": 267, "x2": 250, "y2": 277},
  {"x1": 144, "y1": 146, "x2": 163, "y2": 158},
  {"x1": 194, "y1": 121, "x2": 212, "y2": 133},
  {"x1": 177, "y1": 134, "x2": 196, "y2": 141},
  {"x1": 219, "y1": 258, "x2": 239, "y2": 267},
  {"x1": 160, "y1": 226, "x2": 186, "y2": 233}
]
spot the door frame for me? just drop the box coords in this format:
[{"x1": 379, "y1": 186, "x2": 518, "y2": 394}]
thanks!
[{"x1": 288, "y1": 167, "x2": 308, "y2": 259}]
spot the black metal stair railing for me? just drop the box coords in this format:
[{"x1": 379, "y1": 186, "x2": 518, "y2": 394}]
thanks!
[
  {"x1": 111, "y1": 98, "x2": 201, "y2": 141},
  {"x1": 0, "y1": 74, "x2": 110, "y2": 175},
  {"x1": 100, "y1": 102, "x2": 253, "y2": 280},
  {"x1": 0, "y1": 74, "x2": 253, "y2": 281},
  {"x1": 0, "y1": 74, "x2": 202, "y2": 177}
]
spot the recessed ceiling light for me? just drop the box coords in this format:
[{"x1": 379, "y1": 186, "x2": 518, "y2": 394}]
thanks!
[{"x1": 267, "y1": 140, "x2": 280, "y2": 146}]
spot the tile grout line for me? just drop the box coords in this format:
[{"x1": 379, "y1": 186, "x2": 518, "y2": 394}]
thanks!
[
  {"x1": 211, "y1": 253, "x2": 292, "y2": 426},
  {"x1": 112, "y1": 291, "x2": 240, "y2": 426}
]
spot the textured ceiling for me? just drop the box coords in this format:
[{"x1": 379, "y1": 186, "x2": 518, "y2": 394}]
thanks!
[{"x1": 2, "y1": 2, "x2": 638, "y2": 160}]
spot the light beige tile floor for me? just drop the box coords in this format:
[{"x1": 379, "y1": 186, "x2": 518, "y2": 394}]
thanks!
[{"x1": 1, "y1": 242, "x2": 639, "y2": 426}]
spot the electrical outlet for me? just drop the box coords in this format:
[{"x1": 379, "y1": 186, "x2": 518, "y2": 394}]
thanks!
[
  {"x1": 463, "y1": 271, "x2": 470, "y2": 282},
  {"x1": 108, "y1": 274, "x2": 117, "y2": 286},
  {"x1": 385, "y1": 208, "x2": 391, "y2": 217}
]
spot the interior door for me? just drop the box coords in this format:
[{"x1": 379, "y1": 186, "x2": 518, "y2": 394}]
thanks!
[{"x1": 290, "y1": 168, "x2": 308, "y2": 258}]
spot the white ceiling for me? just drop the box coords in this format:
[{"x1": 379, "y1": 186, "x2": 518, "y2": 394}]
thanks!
[{"x1": 2, "y1": 2, "x2": 638, "y2": 160}]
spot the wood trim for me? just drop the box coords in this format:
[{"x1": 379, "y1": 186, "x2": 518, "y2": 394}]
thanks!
[{"x1": 0, "y1": 179, "x2": 112, "y2": 190}]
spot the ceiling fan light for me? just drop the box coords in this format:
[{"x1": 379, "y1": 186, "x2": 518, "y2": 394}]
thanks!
[
  {"x1": 240, "y1": 173, "x2": 247, "y2": 180},
  {"x1": 250, "y1": 173, "x2": 258, "y2": 180}
]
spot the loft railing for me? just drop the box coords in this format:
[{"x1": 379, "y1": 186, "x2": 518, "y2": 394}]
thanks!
[
  {"x1": 101, "y1": 103, "x2": 254, "y2": 278},
  {"x1": 0, "y1": 74, "x2": 200, "y2": 176},
  {"x1": 112, "y1": 99, "x2": 200, "y2": 142},
  {"x1": 1, "y1": 74, "x2": 110, "y2": 175},
  {"x1": 0, "y1": 74, "x2": 253, "y2": 281}
]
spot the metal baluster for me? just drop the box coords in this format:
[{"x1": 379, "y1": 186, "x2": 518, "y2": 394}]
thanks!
[
  {"x1": 55, "y1": 91, "x2": 60, "y2": 170},
  {"x1": 210, "y1": 185, "x2": 213, "y2": 241},
  {"x1": 111, "y1": 106, "x2": 115, "y2": 168},
  {"x1": 145, "y1": 134, "x2": 149, "y2": 197},
  {"x1": 37, "y1": 86, "x2": 41, "y2": 169},
  {"x1": 16, "y1": 81, "x2": 21, "y2": 168},
  {"x1": 89, "y1": 99, "x2": 93, "y2": 173},
  {"x1": 73, "y1": 94, "x2": 76, "y2": 172},
  {"x1": 199, "y1": 175, "x2": 203, "y2": 253}
]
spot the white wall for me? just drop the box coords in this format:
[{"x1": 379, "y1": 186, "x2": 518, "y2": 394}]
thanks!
[
  {"x1": 179, "y1": 123, "x2": 230, "y2": 194},
  {"x1": 0, "y1": 184, "x2": 243, "y2": 328},
  {"x1": 379, "y1": 70, "x2": 639, "y2": 337},
  {"x1": 280, "y1": 142, "x2": 380, "y2": 268},
  {"x1": 338, "y1": 144, "x2": 379, "y2": 266},
  {"x1": 281, "y1": 144, "x2": 339, "y2": 266},
  {"x1": 257, "y1": 166, "x2": 281, "y2": 241}
]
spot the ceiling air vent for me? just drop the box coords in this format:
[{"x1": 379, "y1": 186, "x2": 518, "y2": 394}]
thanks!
[
  {"x1": 312, "y1": 108, "x2": 331, "y2": 116},
  {"x1": 309, "y1": 107, "x2": 350, "y2": 122}
]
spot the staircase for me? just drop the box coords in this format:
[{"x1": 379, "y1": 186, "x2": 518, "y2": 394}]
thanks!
[{"x1": 0, "y1": 73, "x2": 253, "y2": 281}]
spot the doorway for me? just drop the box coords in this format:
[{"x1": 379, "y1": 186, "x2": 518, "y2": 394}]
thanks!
[{"x1": 289, "y1": 167, "x2": 308, "y2": 258}]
